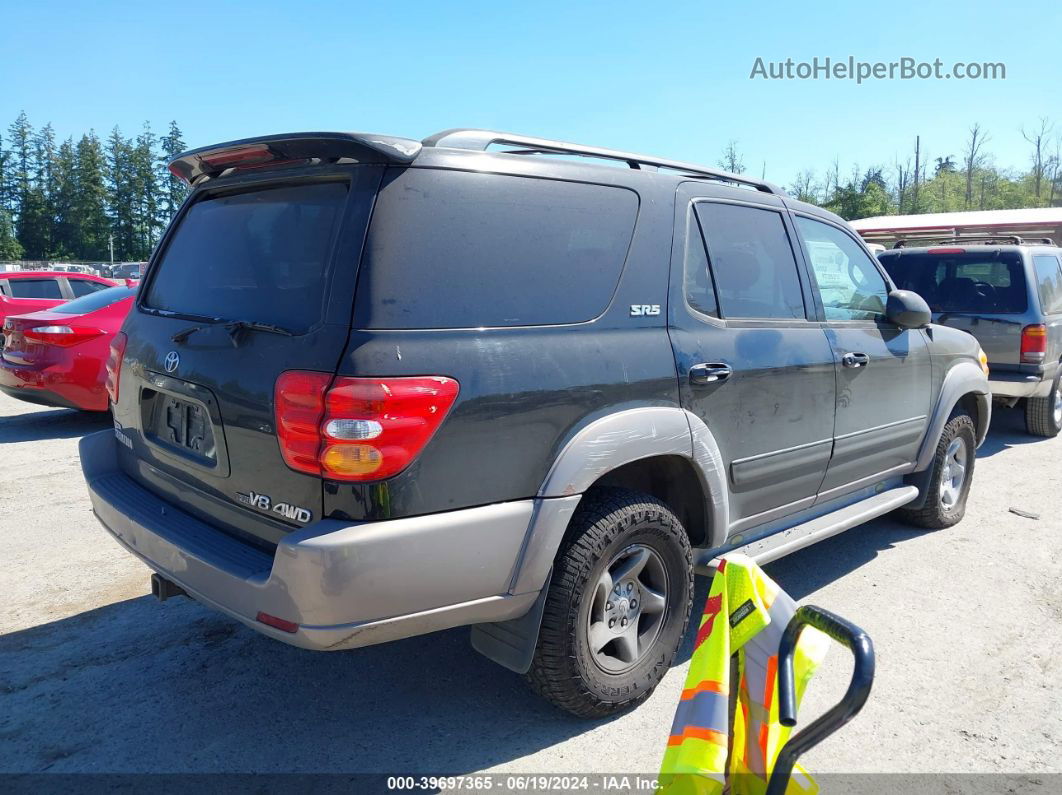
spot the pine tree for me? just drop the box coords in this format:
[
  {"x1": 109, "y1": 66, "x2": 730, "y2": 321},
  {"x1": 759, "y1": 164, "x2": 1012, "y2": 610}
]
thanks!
[
  {"x1": 50, "y1": 137, "x2": 79, "y2": 259},
  {"x1": 74, "y1": 132, "x2": 111, "y2": 261},
  {"x1": 0, "y1": 209, "x2": 22, "y2": 260},
  {"x1": 7, "y1": 112, "x2": 34, "y2": 256},
  {"x1": 7, "y1": 112, "x2": 32, "y2": 201},
  {"x1": 106, "y1": 126, "x2": 136, "y2": 261},
  {"x1": 131, "y1": 123, "x2": 160, "y2": 258},
  {"x1": 0, "y1": 130, "x2": 8, "y2": 213},
  {"x1": 159, "y1": 120, "x2": 189, "y2": 221}
]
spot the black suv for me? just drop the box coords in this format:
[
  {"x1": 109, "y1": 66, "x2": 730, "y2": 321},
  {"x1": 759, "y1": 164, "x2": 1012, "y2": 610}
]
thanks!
[{"x1": 80, "y1": 129, "x2": 990, "y2": 716}]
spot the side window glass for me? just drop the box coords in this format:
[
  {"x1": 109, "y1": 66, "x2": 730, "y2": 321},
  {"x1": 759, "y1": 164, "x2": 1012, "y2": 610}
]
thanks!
[
  {"x1": 7, "y1": 279, "x2": 63, "y2": 299},
  {"x1": 1033, "y1": 255, "x2": 1062, "y2": 314},
  {"x1": 683, "y1": 208, "x2": 718, "y2": 317},
  {"x1": 694, "y1": 203, "x2": 806, "y2": 320},
  {"x1": 796, "y1": 216, "x2": 890, "y2": 321},
  {"x1": 69, "y1": 279, "x2": 109, "y2": 298}
]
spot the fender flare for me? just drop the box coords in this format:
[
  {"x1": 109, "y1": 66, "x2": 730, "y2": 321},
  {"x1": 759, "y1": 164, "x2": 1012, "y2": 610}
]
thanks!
[
  {"x1": 537, "y1": 406, "x2": 729, "y2": 545},
  {"x1": 512, "y1": 406, "x2": 728, "y2": 598},
  {"x1": 473, "y1": 407, "x2": 730, "y2": 674},
  {"x1": 914, "y1": 361, "x2": 991, "y2": 473}
]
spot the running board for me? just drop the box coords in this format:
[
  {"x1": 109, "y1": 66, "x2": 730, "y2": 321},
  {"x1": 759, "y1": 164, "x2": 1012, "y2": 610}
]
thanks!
[{"x1": 694, "y1": 486, "x2": 919, "y2": 574}]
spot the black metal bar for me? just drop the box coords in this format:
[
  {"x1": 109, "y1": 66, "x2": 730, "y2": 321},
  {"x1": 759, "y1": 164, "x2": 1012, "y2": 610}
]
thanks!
[
  {"x1": 423, "y1": 128, "x2": 785, "y2": 195},
  {"x1": 891, "y1": 234, "x2": 1031, "y2": 248},
  {"x1": 765, "y1": 605, "x2": 875, "y2": 795}
]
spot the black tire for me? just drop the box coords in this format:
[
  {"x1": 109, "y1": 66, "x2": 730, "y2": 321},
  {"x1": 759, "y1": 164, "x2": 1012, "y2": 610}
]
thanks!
[
  {"x1": 898, "y1": 410, "x2": 977, "y2": 529},
  {"x1": 525, "y1": 488, "x2": 694, "y2": 718},
  {"x1": 1024, "y1": 371, "x2": 1062, "y2": 438}
]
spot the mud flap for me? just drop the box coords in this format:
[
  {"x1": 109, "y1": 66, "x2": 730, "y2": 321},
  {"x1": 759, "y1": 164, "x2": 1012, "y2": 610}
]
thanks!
[{"x1": 469, "y1": 571, "x2": 551, "y2": 674}]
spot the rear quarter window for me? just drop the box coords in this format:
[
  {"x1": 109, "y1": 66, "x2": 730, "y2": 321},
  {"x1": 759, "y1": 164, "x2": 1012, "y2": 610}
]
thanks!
[
  {"x1": 355, "y1": 169, "x2": 638, "y2": 328},
  {"x1": 69, "y1": 278, "x2": 110, "y2": 297},
  {"x1": 1032, "y1": 255, "x2": 1062, "y2": 314}
]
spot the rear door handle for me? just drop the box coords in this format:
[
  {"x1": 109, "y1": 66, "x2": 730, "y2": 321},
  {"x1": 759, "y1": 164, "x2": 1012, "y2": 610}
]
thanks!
[
  {"x1": 689, "y1": 363, "x2": 732, "y2": 385},
  {"x1": 842, "y1": 352, "x2": 870, "y2": 368}
]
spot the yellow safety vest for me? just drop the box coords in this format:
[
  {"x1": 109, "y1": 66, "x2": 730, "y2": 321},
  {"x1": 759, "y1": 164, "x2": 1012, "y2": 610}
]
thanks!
[{"x1": 659, "y1": 555, "x2": 830, "y2": 795}]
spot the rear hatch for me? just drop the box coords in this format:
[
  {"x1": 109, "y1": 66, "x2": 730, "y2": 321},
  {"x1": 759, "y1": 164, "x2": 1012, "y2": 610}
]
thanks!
[
  {"x1": 879, "y1": 248, "x2": 1029, "y2": 369},
  {"x1": 113, "y1": 163, "x2": 385, "y2": 547}
]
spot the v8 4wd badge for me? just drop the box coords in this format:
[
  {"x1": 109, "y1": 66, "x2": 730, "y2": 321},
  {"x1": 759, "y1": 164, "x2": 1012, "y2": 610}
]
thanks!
[{"x1": 235, "y1": 490, "x2": 312, "y2": 524}]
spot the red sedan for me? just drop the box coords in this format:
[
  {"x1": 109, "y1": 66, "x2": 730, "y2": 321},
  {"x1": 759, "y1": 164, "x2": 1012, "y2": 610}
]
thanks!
[
  {"x1": 0, "y1": 270, "x2": 117, "y2": 333},
  {"x1": 0, "y1": 285, "x2": 136, "y2": 411}
]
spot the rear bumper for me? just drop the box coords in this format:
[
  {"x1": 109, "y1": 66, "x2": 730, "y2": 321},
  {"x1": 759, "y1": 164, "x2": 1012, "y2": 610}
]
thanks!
[
  {"x1": 80, "y1": 430, "x2": 550, "y2": 651},
  {"x1": 989, "y1": 371, "x2": 1055, "y2": 399},
  {"x1": 0, "y1": 358, "x2": 107, "y2": 411}
]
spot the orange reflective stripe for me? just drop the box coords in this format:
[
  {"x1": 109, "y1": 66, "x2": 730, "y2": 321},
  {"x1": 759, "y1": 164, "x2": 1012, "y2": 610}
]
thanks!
[
  {"x1": 681, "y1": 680, "x2": 727, "y2": 700},
  {"x1": 762, "y1": 654, "x2": 777, "y2": 709},
  {"x1": 693, "y1": 594, "x2": 723, "y2": 650},
  {"x1": 759, "y1": 655, "x2": 778, "y2": 765},
  {"x1": 667, "y1": 726, "x2": 728, "y2": 747}
]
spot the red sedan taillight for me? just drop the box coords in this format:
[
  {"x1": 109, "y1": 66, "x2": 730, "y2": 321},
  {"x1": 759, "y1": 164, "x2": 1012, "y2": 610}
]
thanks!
[
  {"x1": 1021, "y1": 324, "x2": 1047, "y2": 364},
  {"x1": 274, "y1": 372, "x2": 460, "y2": 482},
  {"x1": 105, "y1": 332, "x2": 128, "y2": 404},
  {"x1": 23, "y1": 325, "x2": 104, "y2": 346}
]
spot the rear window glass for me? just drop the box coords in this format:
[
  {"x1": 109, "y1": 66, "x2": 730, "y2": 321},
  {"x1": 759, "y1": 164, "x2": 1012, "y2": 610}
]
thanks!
[
  {"x1": 879, "y1": 251, "x2": 1028, "y2": 314},
  {"x1": 1033, "y1": 255, "x2": 1062, "y2": 314},
  {"x1": 145, "y1": 182, "x2": 348, "y2": 330},
  {"x1": 8, "y1": 278, "x2": 62, "y2": 299},
  {"x1": 356, "y1": 170, "x2": 638, "y2": 328},
  {"x1": 53, "y1": 286, "x2": 135, "y2": 315}
]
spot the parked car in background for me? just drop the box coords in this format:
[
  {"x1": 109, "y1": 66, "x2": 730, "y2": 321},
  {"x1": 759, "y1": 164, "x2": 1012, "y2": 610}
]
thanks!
[
  {"x1": 0, "y1": 285, "x2": 136, "y2": 411},
  {"x1": 50, "y1": 263, "x2": 102, "y2": 276},
  {"x1": 112, "y1": 262, "x2": 145, "y2": 280},
  {"x1": 879, "y1": 239, "x2": 1062, "y2": 437},
  {"x1": 81, "y1": 129, "x2": 989, "y2": 717},
  {"x1": 0, "y1": 271, "x2": 116, "y2": 349}
]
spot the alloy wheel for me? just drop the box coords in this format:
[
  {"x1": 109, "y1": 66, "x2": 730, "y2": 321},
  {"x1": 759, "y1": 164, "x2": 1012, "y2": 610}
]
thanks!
[
  {"x1": 940, "y1": 437, "x2": 969, "y2": 511},
  {"x1": 586, "y1": 544, "x2": 669, "y2": 674}
]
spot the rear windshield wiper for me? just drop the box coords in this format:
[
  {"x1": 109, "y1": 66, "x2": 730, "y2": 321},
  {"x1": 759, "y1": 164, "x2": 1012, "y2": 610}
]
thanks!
[
  {"x1": 171, "y1": 319, "x2": 296, "y2": 346},
  {"x1": 223, "y1": 320, "x2": 295, "y2": 347}
]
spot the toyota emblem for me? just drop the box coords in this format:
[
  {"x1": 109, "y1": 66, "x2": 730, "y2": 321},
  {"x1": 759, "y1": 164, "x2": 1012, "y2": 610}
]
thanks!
[{"x1": 164, "y1": 350, "x2": 180, "y2": 374}]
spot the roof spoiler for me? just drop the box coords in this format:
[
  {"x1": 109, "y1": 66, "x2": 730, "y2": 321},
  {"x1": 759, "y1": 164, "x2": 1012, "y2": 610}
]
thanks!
[{"x1": 168, "y1": 132, "x2": 422, "y2": 185}]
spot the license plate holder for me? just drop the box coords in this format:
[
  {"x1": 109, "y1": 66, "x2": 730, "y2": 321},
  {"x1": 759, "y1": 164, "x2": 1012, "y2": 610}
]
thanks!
[{"x1": 152, "y1": 393, "x2": 217, "y2": 463}]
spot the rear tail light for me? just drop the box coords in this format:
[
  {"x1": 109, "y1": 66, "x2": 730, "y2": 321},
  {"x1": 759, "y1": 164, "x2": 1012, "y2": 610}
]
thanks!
[
  {"x1": 23, "y1": 325, "x2": 103, "y2": 347},
  {"x1": 274, "y1": 372, "x2": 460, "y2": 482},
  {"x1": 1021, "y1": 324, "x2": 1047, "y2": 364},
  {"x1": 927, "y1": 248, "x2": 966, "y2": 255},
  {"x1": 105, "y1": 332, "x2": 128, "y2": 404}
]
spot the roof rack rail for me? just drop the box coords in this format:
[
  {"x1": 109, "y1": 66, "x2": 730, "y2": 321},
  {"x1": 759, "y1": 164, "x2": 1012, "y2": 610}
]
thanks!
[
  {"x1": 423, "y1": 129, "x2": 785, "y2": 196},
  {"x1": 891, "y1": 234, "x2": 1036, "y2": 249}
]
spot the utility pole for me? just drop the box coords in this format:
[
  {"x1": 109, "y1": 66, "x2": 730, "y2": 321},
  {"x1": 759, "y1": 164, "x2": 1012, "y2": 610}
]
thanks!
[
  {"x1": 912, "y1": 136, "x2": 922, "y2": 212},
  {"x1": 109, "y1": 234, "x2": 114, "y2": 265}
]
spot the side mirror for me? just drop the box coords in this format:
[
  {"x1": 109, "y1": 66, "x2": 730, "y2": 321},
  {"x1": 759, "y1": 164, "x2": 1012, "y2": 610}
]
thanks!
[{"x1": 886, "y1": 290, "x2": 931, "y2": 329}]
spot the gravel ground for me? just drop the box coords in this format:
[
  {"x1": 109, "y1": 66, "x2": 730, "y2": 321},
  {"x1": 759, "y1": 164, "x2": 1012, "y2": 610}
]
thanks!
[{"x1": 1, "y1": 392, "x2": 1060, "y2": 781}]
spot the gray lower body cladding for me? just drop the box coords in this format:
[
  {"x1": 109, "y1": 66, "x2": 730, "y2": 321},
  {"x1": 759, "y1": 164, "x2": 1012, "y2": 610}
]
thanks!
[{"x1": 79, "y1": 430, "x2": 578, "y2": 651}]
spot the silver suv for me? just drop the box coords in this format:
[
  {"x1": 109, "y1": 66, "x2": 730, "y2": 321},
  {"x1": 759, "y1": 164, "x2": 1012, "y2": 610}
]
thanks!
[{"x1": 880, "y1": 239, "x2": 1062, "y2": 437}]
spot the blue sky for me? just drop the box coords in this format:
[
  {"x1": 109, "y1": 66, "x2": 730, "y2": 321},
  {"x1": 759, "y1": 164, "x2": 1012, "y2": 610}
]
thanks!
[{"x1": 3, "y1": 0, "x2": 1059, "y2": 189}]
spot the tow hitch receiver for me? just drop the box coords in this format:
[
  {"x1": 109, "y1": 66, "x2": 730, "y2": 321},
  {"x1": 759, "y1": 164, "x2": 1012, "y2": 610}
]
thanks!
[{"x1": 151, "y1": 573, "x2": 188, "y2": 602}]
